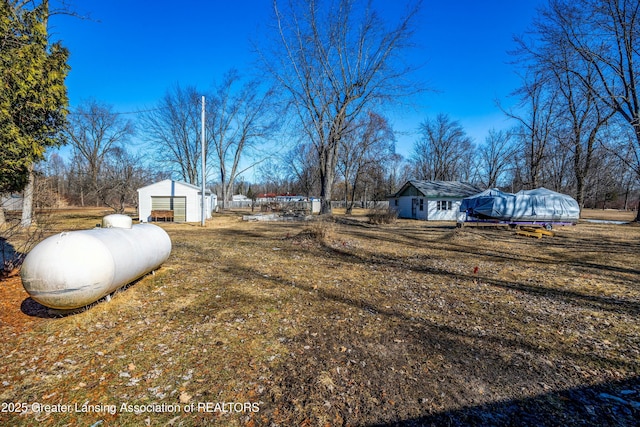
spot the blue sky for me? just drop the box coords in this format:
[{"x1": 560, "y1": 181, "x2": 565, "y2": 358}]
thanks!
[{"x1": 51, "y1": 0, "x2": 544, "y2": 161}]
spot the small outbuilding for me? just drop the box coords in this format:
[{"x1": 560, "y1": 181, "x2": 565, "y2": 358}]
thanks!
[
  {"x1": 1, "y1": 194, "x2": 23, "y2": 211},
  {"x1": 389, "y1": 180, "x2": 483, "y2": 221},
  {"x1": 137, "y1": 179, "x2": 217, "y2": 223}
]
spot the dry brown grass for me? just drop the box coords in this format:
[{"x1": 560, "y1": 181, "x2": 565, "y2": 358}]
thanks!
[
  {"x1": 1, "y1": 208, "x2": 639, "y2": 426},
  {"x1": 580, "y1": 208, "x2": 637, "y2": 221}
]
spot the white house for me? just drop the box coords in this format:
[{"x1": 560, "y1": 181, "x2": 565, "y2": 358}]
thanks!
[
  {"x1": 389, "y1": 180, "x2": 483, "y2": 221},
  {"x1": 1, "y1": 194, "x2": 23, "y2": 211},
  {"x1": 137, "y1": 179, "x2": 217, "y2": 223}
]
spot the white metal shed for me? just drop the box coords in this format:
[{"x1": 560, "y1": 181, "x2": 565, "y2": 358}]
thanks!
[{"x1": 137, "y1": 179, "x2": 216, "y2": 223}]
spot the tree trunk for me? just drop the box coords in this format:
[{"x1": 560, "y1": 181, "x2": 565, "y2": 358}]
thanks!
[
  {"x1": 0, "y1": 206, "x2": 5, "y2": 227},
  {"x1": 220, "y1": 167, "x2": 227, "y2": 210},
  {"x1": 575, "y1": 174, "x2": 585, "y2": 212},
  {"x1": 319, "y1": 171, "x2": 333, "y2": 215},
  {"x1": 347, "y1": 175, "x2": 360, "y2": 215},
  {"x1": 635, "y1": 130, "x2": 640, "y2": 222},
  {"x1": 21, "y1": 165, "x2": 35, "y2": 228},
  {"x1": 573, "y1": 133, "x2": 585, "y2": 212},
  {"x1": 345, "y1": 180, "x2": 353, "y2": 215},
  {"x1": 623, "y1": 181, "x2": 630, "y2": 211},
  {"x1": 319, "y1": 145, "x2": 336, "y2": 215}
]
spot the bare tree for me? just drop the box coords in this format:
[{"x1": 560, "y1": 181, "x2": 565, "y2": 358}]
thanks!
[
  {"x1": 257, "y1": 161, "x2": 291, "y2": 195},
  {"x1": 43, "y1": 152, "x2": 67, "y2": 201},
  {"x1": 537, "y1": 0, "x2": 640, "y2": 219},
  {"x1": 554, "y1": 66, "x2": 614, "y2": 206},
  {"x1": 143, "y1": 84, "x2": 211, "y2": 185},
  {"x1": 477, "y1": 128, "x2": 515, "y2": 188},
  {"x1": 386, "y1": 153, "x2": 410, "y2": 194},
  {"x1": 503, "y1": 72, "x2": 559, "y2": 189},
  {"x1": 98, "y1": 147, "x2": 148, "y2": 213},
  {"x1": 338, "y1": 111, "x2": 395, "y2": 213},
  {"x1": 283, "y1": 142, "x2": 319, "y2": 197},
  {"x1": 65, "y1": 99, "x2": 135, "y2": 205},
  {"x1": 411, "y1": 114, "x2": 473, "y2": 181},
  {"x1": 209, "y1": 70, "x2": 278, "y2": 209},
  {"x1": 262, "y1": 0, "x2": 421, "y2": 214},
  {"x1": 542, "y1": 137, "x2": 573, "y2": 192},
  {"x1": 513, "y1": 6, "x2": 616, "y2": 208}
]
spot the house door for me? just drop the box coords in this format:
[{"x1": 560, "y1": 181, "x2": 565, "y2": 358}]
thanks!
[
  {"x1": 411, "y1": 198, "x2": 419, "y2": 219},
  {"x1": 151, "y1": 196, "x2": 187, "y2": 222}
]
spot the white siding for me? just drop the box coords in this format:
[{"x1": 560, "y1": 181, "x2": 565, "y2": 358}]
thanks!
[
  {"x1": 394, "y1": 197, "x2": 462, "y2": 221},
  {"x1": 427, "y1": 199, "x2": 462, "y2": 221},
  {"x1": 137, "y1": 180, "x2": 213, "y2": 223},
  {"x1": 397, "y1": 197, "x2": 414, "y2": 219},
  {"x1": 396, "y1": 196, "x2": 430, "y2": 220}
]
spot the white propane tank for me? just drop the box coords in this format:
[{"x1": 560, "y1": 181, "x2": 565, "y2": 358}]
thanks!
[
  {"x1": 20, "y1": 215, "x2": 171, "y2": 310},
  {"x1": 102, "y1": 214, "x2": 133, "y2": 229}
]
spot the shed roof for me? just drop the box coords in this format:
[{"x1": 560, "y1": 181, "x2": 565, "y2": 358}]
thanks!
[
  {"x1": 137, "y1": 179, "x2": 213, "y2": 195},
  {"x1": 394, "y1": 180, "x2": 483, "y2": 198}
]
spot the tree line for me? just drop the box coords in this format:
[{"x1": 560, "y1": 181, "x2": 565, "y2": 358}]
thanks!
[{"x1": 2, "y1": 0, "x2": 639, "y2": 226}]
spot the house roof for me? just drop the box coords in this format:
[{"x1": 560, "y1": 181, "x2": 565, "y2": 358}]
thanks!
[{"x1": 394, "y1": 180, "x2": 484, "y2": 198}]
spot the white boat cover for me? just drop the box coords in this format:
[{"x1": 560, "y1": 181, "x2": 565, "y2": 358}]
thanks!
[{"x1": 460, "y1": 187, "x2": 580, "y2": 222}]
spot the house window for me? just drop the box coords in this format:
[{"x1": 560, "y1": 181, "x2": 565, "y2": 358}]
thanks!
[
  {"x1": 437, "y1": 200, "x2": 452, "y2": 211},
  {"x1": 394, "y1": 199, "x2": 398, "y2": 206},
  {"x1": 419, "y1": 199, "x2": 424, "y2": 211}
]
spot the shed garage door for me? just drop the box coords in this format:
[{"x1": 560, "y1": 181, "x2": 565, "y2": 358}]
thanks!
[{"x1": 151, "y1": 196, "x2": 186, "y2": 222}]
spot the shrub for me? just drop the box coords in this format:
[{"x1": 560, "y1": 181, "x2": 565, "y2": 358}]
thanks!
[
  {"x1": 367, "y1": 207, "x2": 398, "y2": 224},
  {"x1": 304, "y1": 219, "x2": 335, "y2": 243}
]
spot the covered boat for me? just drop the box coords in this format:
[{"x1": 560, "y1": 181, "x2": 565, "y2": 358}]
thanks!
[{"x1": 459, "y1": 187, "x2": 580, "y2": 227}]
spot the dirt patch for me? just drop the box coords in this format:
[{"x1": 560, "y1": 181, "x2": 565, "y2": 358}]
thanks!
[{"x1": 0, "y1": 270, "x2": 48, "y2": 332}]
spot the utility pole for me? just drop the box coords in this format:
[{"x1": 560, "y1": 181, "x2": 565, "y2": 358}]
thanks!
[{"x1": 201, "y1": 96, "x2": 206, "y2": 227}]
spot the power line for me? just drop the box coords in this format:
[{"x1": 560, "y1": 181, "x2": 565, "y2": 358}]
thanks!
[{"x1": 66, "y1": 107, "x2": 164, "y2": 116}]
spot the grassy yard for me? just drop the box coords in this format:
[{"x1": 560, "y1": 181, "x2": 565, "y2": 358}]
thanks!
[{"x1": 1, "y1": 208, "x2": 639, "y2": 426}]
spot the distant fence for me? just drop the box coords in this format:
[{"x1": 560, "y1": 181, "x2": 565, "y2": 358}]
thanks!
[
  {"x1": 218, "y1": 199, "x2": 388, "y2": 212},
  {"x1": 331, "y1": 201, "x2": 389, "y2": 210},
  {"x1": 219, "y1": 200, "x2": 254, "y2": 209},
  {"x1": 261, "y1": 200, "x2": 320, "y2": 214},
  {"x1": 217, "y1": 199, "x2": 321, "y2": 214}
]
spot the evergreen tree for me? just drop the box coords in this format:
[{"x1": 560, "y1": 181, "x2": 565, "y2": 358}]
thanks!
[{"x1": 0, "y1": 0, "x2": 69, "y2": 195}]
